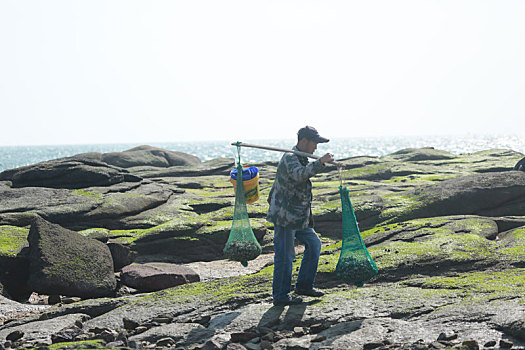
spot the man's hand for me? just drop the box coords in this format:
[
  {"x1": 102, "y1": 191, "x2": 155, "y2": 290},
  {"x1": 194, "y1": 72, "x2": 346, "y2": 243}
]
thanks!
[{"x1": 319, "y1": 152, "x2": 335, "y2": 164}]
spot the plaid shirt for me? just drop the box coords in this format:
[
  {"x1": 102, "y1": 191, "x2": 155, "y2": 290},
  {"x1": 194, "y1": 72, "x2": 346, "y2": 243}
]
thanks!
[{"x1": 266, "y1": 147, "x2": 325, "y2": 229}]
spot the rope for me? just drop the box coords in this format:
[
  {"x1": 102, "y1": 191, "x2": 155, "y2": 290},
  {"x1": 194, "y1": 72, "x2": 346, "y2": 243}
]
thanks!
[
  {"x1": 236, "y1": 142, "x2": 242, "y2": 167},
  {"x1": 338, "y1": 163, "x2": 344, "y2": 188}
]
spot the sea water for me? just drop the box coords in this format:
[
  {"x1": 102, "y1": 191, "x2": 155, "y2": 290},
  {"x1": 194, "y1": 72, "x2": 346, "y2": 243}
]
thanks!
[{"x1": 1, "y1": 134, "x2": 524, "y2": 172}]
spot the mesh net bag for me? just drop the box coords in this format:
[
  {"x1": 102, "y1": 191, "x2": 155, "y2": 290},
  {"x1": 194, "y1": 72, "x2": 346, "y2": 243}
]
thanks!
[
  {"x1": 223, "y1": 163, "x2": 262, "y2": 267},
  {"x1": 335, "y1": 185, "x2": 378, "y2": 286}
]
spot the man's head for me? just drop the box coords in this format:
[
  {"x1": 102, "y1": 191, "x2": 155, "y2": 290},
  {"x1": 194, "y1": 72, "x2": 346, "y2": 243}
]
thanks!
[{"x1": 296, "y1": 126, "x2": 329, "y2": 154}]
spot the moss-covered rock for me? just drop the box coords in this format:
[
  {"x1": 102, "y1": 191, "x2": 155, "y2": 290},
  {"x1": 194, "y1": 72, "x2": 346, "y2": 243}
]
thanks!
[
  {"x1": 27, "y1": 217, "x2": 116, "y2": 298},
  {"x1": 385, "y1": 147, "x2": 458, "y2": 161},
  {"x1": 317, "y1": 216, "x2": 511, "y2": 282},
  {"x1": 379, "y1": 171, "x2": 525, "y2": 224}
]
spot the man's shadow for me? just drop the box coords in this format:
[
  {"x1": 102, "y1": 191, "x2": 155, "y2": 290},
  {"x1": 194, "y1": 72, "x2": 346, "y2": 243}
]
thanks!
[{"x1": 257, "y1": 300, "x2": 320, "y2": 330}]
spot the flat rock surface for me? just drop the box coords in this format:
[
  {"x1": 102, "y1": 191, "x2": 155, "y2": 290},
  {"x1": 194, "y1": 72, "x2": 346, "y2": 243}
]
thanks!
[
  {"x1": 121, "y1": 262, "x2": 200, "y2": 292},
  {"x1": 0, "y1": 313, "x2": 86, "y2": 345}
]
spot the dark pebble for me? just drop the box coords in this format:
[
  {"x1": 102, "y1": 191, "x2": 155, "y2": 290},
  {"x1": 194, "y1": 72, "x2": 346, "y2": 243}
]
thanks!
[
  {"x1": 437, "y1": 331, "x2": 457, "y2": 341},
  {"x1": 230, "y1": 331, "x2": 258, "y2": 343},
  {"x1": 156, "y1": 337, "x2": 176, "y2": 347},
  {"x1": 6, "y1": 330, "x2": 24, "y2": 342},
  {"x1": 312, "y1": 334, "x2": 326, "y2": 342},
  {"x1": 429, "y1": 341, "x2": 446, "y2": 349},
  {"x1": 499, "y1": 339, "x2": 513, "y2": 348},
  {"x1": 47, "y1": 295, "x2": 61, "y2": 305},
  {"x1": 310, "y1": 323, "x2": 327, "y2": 334},
  {"x1": 363, "y1": 342, "x2": 384, "y2": 349},
  {"x1": 461, "y1": 339, "x2": 479, "y2": 350}
]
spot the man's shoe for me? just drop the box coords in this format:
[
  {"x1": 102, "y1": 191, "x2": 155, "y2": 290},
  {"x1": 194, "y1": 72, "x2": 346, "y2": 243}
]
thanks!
[
  {"x1": 295, "y1": 288, "x2": 325, "y2": 297},
  {"x1": 273, "y1": 297, "x2": 304, "y2": 306}
]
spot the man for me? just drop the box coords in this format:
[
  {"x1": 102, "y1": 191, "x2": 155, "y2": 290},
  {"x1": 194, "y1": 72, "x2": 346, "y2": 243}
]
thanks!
[{"x1": 267, "y1": 126, "x2": 335, "y2": 306}]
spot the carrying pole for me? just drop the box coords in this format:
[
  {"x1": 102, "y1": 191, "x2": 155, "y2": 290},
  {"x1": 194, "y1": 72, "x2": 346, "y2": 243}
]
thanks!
[{"x1": 232, "y1": 142, "x2": 343, "y2": 167}]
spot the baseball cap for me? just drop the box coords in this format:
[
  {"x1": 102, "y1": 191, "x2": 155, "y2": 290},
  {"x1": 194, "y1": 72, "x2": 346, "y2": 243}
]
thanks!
[{"x1": 297, "y1": 126, "x2": 329, "y2": 143}]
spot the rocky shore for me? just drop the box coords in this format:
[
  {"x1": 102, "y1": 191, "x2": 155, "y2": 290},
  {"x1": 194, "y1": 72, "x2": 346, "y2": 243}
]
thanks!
[{"x1": 0, "y1": 145, "x2": 524, "y2": 350}]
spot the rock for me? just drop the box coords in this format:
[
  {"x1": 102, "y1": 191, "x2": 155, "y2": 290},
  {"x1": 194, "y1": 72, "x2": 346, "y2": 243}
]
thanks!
[
  {"x1": 123, "y1": 318, "x2": 140, "y2": 330},
  {"x1": 26, "y1": 217, "x2": 117, "y2": 298},
  {"x1": 484, "y1": 340, "x2": 497, "y2": 347},
  {"x1": 152, "y1": 317, "x2": 171, "y2": 324},
  {"x1": 230, "y1": 331, "x2": 258, "y2": 343},
  {"x1": 106, "y1": 340, "x2": 126, "y2": 348},
  {"x1": 261, "y1": 333, "x2": 274, "y2": 342},
  {"x1": 387, "y1": 147, "x2": 457, "y2": 161},
  {"x1": 461, "y1": 339, "x2": 479, "y2": 350},
  {"x1": 132, "y1": 157, "x2": 235, "y2": 178},
  {"x1": 120, "y1": 263, "x2": 199, "y2": 292},
  {"x1": 5, "y1": 330, "x2": 23, "y2": 342},
  {"x1": 0, "y1": 158, "x2": 141, "y2": 189},
  {"x1": 363, "y1": 342, "x2": 384, "y2": 349},
  {"x1": 499, "y1": 339, "x2": 513, "y2": 348},
  {"x1": 311, "y1": 334, "x2": 326, "y2": 342},
  {"x1": 0, "y1": 313, "x2": 87, "y2": 345},
  {"x1": 226, "y1": 344, "x2": 248, "y2": 350},
  {"x1": 127, "y1": 323, "x2": 212, "y2": 346},
  {"x1": 50, "y1": 326, "x2": 83, "y2": 343},
  {"x1": 260, "y1": 339, "x2": 272, "y2": 349},
  {"x1": 47, "y1": 295, "x2": 61, "y2": 305},
  {"x1": 107, "y1": 242, "x2": 137, "y2": 271},
  {"x1": 100, "y1": 145, "x2": 201, "y2": 168},
  {"x1": 62, "y1": 296, "x2": 82, "y2": 304},
  {"x1": 293, "y1": 327, "x2": 306, "y2": 336},
  {"x1": 128, "y1": 339, "x2": 141, "y2": 349},
  {"x1": 94, "y1": 329, "x2": 118, "y2": 343},
  {"x1": 309, "y1": 323, "x2": 327, "y2": 334},
  {"x1": 134, "y1": 326, "x2": 148, "y2": 334},
  {"x1": 275, "y1": 337, "x2": 310, "y2": 350},
  {"x1": 0, "y1": 226, "x2": 32, "y2": 300},
  {"x1": 429, "y1": 341, "x2": 447, "y2": 349},
  {"x1": 155, "y1": 337, "x2": 176, "y2": 347},
  {"x1": 201, "y1": 339, "x2": 222, "y2": 350},
  {"x1": 388, "y1": 171, "x2": 525, "y2": 222},
  {"x1": 0, "y1": 254, "x2": 31, "y2": 301},
  {"x1": 437, "y1": 331, "x2": 458, "y2": 341}
]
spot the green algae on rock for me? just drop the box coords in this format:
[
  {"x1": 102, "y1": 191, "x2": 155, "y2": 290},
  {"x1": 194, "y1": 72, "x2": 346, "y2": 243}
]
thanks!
[{"x1": 0, "y1": 225, "x2": 29, "y2": 258}]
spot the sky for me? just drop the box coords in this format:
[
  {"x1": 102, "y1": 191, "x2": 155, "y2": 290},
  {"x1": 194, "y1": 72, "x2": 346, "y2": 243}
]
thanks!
[{"x1": 1, "y1": 1, "x2": 525, "y2": 146}]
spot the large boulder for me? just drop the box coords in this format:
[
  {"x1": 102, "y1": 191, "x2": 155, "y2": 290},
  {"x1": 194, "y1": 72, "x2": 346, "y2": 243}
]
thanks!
[
  {"x1": 381, "y1": 171, "x2": 525, "y2": 223},
  {"x1": 120, "y1": 263, "x2": 200, "y2": 292},
  {"x1": 386, "y1": 147, "x2": 457, "y2": 161},
  {"x1": 0, "y1": 159, "x2": 141, "y2": 189},
  {"x1": 27, "y1": 217, "x2": 116, "y2": 298},
  {"x1": 129, "y1": 158, "x2": 235, "y2": 178},
  {"x1": 0, "y1": 181, "x2": 173, "y2": 230},
  {"x1": 100, "y1": 145, "x2": 201, "y2": 168}
]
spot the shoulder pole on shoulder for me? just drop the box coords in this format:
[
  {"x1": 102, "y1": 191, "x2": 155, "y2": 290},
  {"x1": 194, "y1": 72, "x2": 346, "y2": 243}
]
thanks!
[{"x1": 231, "y1": 142, "x2": 343, "y2": 167}]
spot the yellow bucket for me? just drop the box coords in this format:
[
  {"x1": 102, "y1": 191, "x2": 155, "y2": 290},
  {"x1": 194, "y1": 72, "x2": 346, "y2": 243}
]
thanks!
[{"x1": 231, "y1": 171, "x2": 260, "y2": 204}]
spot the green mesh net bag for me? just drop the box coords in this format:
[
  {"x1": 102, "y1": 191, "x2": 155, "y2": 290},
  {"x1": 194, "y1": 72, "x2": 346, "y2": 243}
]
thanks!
[
  {"x1": 335, "y1": 185, "x2": 378, "y2": 286},
  {"x1": 223, "y1": 163, "x2": 262, "y2": 267}
]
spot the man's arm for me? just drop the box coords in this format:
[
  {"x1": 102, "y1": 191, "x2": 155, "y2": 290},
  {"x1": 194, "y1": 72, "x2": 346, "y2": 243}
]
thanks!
[{"x1": 284, "y1": 153, "x2": 333, "y2": 182}]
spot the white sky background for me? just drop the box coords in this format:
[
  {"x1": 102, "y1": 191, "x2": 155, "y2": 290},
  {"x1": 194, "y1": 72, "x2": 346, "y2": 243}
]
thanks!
[{"x1": 0, "y1": 1, "x2": 524, "y2": 146}]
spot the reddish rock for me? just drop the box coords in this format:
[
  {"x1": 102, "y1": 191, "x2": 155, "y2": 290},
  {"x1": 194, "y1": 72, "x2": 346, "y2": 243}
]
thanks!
[{"x1": 120, "y1": 263, "x2": 200, "y2": 292}]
